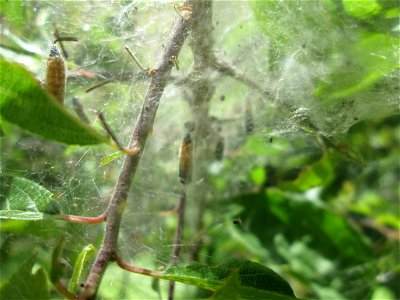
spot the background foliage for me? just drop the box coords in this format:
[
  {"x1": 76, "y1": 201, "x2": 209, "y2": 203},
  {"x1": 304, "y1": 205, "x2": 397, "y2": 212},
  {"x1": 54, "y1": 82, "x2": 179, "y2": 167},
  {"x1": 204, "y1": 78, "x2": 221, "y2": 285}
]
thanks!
[{"x1": 0, "y1": 1, "x2": 399, "y2": 299}]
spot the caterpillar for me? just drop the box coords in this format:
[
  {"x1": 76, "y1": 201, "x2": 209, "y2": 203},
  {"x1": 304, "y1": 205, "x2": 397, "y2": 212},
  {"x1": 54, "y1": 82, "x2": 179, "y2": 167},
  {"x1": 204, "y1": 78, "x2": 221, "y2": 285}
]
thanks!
[
  {"x1": 214, "y1": 136, "x2": 224, "y2": 161},
  {"x1": 244, "y1": 99, "x2": 254, "y2": 134},
  {"x1": 46, "y1": 44, "x2": 66, "y2": 105},
  {"x1": 178, "y1": 131, "x2": 193, "y2": 185}
]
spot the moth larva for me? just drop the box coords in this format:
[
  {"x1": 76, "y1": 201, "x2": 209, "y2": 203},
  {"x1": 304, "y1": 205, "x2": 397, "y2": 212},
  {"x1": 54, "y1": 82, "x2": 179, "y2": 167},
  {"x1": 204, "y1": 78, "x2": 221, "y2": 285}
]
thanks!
[
  {"x1": 46, "y1": 44, "x2": 66, "y2": 105},
  {"x1": 214, "y1": 136, "x2": 224, "y2": 161},
  {"x1": 179, "y1": 131, "x2": 193, "y2": 185},
  {"x1": 244, "y1": 99, "x2": 254, "y2": 134}
]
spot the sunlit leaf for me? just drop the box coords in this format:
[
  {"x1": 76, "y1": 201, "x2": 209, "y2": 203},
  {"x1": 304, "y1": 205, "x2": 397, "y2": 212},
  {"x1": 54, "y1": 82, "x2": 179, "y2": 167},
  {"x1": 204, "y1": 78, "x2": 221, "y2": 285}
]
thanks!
[
  {"x1": 314, "y1": 33, "x2": 399, "y2": 101},
  {"x1": 0, "y1": 0, "x2": 26, "y2": 29},
  {"x1": 99, "y1": 151, "x2": 124, "y2": 167},
  {"x1": 0, "y1": 57, "x2": 110, "y2": 145},
  {"x1": 0, "y1": 255, "x2": 50, "y2": 300},
  {"x1": 279, "y1": 153, "x2": 334, "y2": 192},
  {"x1": 371, "y1": 285, "x2": 396, "y2": 300},
  {"x1": 68, "y1": 244, "x2": 96, "y2": 293},
  {"x1": 250, "y1": 166, "x2": 266, "y2": 186},
  {"x1": 342, "y1": 0, "x2": 382, "y2": 19}
]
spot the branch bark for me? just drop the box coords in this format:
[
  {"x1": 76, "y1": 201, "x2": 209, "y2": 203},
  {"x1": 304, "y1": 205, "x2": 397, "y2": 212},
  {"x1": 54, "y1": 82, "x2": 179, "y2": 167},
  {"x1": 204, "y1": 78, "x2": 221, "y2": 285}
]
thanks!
[{"x1": 79, "y1": 2, "x2": 201, "y2": 299}]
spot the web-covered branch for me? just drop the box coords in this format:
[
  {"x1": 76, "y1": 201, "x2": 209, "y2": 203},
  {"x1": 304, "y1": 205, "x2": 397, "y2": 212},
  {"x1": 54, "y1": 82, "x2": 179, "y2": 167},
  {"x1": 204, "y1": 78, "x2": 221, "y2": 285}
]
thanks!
[{"x1": 79, "y1": 2, "x2": 201, "y2": 299}]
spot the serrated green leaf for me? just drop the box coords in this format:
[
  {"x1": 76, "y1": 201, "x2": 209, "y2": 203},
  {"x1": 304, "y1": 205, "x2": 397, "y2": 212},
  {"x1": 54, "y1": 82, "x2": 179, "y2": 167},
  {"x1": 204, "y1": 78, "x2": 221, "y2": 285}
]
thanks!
[
  {"x1": 0, "y1": 210, "x2": 58, "y2": 220},
  {"x1": 0, "y1": 255, "x2": 50, "y2": 300},
  {"x1": 99, "y1": 151, "x2": 124, "y2": 167},
  {"x1": 5, "y1": 176, "x2": 59, "y2": 213},
  {"x1": 0, "y1": 57, "x2": 110, "y2": 145},
  {"x1": 162, "y1": 259, "x2": 295, "y2": 297},
  {"x1": 68, "y1": 244, "x2": 96, "y2": 294}
]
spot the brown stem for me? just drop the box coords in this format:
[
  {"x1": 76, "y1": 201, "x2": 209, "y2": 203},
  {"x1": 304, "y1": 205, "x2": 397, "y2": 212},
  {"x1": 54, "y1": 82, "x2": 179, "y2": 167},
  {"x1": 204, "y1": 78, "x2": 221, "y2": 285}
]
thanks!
[
  {"x1": 85, "y1": 79, "x2": 115, "y2": 93},
  {"x1": 54, "y1": 281, "x2": 79, "y2": 300},
  {"x1": 96, "y1": 111, "x2": 140, "y2": 155},
  {"x1": 113, "y1": 252, "x2": 162, "y2": 278},
  {"x1": 72, "y1": 97, "x2": 90, "y2": 124},
  {"x1": 185, "y1": 0, "x2": 216, "y2": 262},
  {"x1": 79, "y1": 3, "x2": 199, "y2": 299},
  {"x1": 211, "y1": 58, "x2": 271, "y2": 97},
  {"x1": 168, "y1": 190, "x2": 187, "y2": 300},
  {"x1": 59, "y1": 213, "x2": 106, "y2": 224}
]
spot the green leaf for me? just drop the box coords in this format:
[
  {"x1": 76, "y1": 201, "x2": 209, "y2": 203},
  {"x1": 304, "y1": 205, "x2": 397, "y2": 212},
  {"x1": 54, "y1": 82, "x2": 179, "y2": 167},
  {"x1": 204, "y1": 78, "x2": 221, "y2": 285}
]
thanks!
[
  {"x1": 231, "y1": 191, "x2": 373, "y2": 265},
  {"x1": 51, "y1": 237, "x2": 66, "y2": 283},
  {"x1": 163, "y1": 259, "x2": 295, "y2": 297},
  {"x1": 0, "y1": 57, "x2": 110, "y2": 145},
  {"x1": 250, "y1": 166, "x2": 266, "y2": 186},
  {"x1": 371, "y1": 285, "x2": 396, "y2": 300},
  {"x1": 0, "y1": 0, "x2": 26, "y2": 29},
  {"x1": 314, "y1": 33, "x2": 399, "y2": 101},
  {"x1": 0, "y1": 255, "x2": 50, "y2": 300},
  {"x1": 279, "y1": 153, "x2": 334, "y2": 192},
  {"x1": 211, "y1": 270, "x2": 296, "y2": 300},
  {"x1": 5, "y1": 177, "x2": 59, "y2": 214},
  {"x1": 0, "y1": 210, "x2": 58, "y2": 221},
  {"x1": 68, "y1": 244, "x2": 96, "y2": 294},
  {"x1": 0, "y1": 177, "x2": 63, "y2": 221},
  {"x1": 99, "y1": 151, "x2": 125, "y2": 167},
  {"x1": 342, "y1": 0, "x2": 382, "y2": 19}
]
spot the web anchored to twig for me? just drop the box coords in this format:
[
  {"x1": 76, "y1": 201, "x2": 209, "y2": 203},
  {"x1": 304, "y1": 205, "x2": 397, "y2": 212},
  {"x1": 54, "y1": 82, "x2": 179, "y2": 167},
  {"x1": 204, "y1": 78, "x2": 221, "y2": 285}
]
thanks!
[{"x1": 79, "y1": 2, "x2": 202, "y2": 299}]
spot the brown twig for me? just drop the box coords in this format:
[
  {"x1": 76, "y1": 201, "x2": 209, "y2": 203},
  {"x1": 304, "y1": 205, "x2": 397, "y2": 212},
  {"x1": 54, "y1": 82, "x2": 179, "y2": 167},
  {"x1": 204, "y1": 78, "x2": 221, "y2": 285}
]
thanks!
[
  {"x1": 85, "y1": 79, "x2": 115, "y2": 93},
  {"x1": 79, "y1": 2, "x2": 198, "y2": 299},
  {"x1": 112, "y1": 252, "x2": 162, "y2": 278},
  {"x1": 59, "y1": 213, "x2": 106, "y2": 224},
  {"x1": 53, "y1": 25, "x2": 78, "y2": 59},
  {"x1": 54, "y1": 281, "x2": 79, "y2": 300},
  {"x1": 124, "y1": 46, "x2": 147, "y2": 72},
  {"x1": 185, "y1": 0, "x2": 215, "y2": 262},
  {"x1": 211, "y1": 58, "x2": 271, "y2": 97},
  {"x1": 72, "y1": 97, "x2": 90, "y2": 124},
  {"x1": 168, "y1": 190, "x2": 187, "y2": 300},
  {"x1": 96, "y1": 111, "x2": 140, "y2": 156}
]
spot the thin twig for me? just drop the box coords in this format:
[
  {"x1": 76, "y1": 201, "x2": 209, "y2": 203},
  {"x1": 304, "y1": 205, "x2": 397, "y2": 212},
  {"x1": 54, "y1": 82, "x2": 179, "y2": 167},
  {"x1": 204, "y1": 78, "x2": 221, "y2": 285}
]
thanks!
[
  {"x1": 211, "y1": 58, "x2": 271, "y2": 97},
  {"x1": 96, "y1": 111, "x2": 140, "y2": 156},
  {"x1": 185, "y1": 0, "x2": 215, "y2": 262},
  {"x1": 59, "y1": 213, "x2": 106, "y2": 224},
  {"x1": 72, "y1": 97, "x2": 90, "y2": 124},
  {"x1": 112, "y1": 252, "x2": 162, "y2": 278},
  {"x1": 79, "y1": 3, "x2": 198, "y2": 298},
  {"x1": 85, "y1": 79, "x2": 115, "y2": 93},
  {"x1": 124, "y1": 46, "x2": 147, "y2": 72},
  {"x1": 54, "y1": 281, "x2": 79, "y2": 300},
  {"x1": 53, "y1": 25, "x2": 78, "y2": 59},
  {"x1": 168, "y1": 190, "x2": 187, "y2": 300},
  {"x1": 54, "y1": 37, "x2": 79, "y2": 44}
]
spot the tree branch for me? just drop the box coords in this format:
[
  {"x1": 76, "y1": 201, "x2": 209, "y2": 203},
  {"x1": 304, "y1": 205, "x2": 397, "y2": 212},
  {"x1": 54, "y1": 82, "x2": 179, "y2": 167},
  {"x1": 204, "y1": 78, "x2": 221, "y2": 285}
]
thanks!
[
  {"x1": 211, "y1": 58, "x2": 271, "y2": 97},
  {"x1": 168, "y1": 190, "x2": 187, "y2": 300},
  {"x1": 79, "y1": 2, "x2": 200, "y2": 299}
]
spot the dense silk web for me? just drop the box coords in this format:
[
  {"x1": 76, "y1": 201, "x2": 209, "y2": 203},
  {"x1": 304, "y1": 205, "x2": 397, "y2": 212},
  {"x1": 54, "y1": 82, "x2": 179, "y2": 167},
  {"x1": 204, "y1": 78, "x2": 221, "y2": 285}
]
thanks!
[{"x1": 1, "y1": 1, "x2": 398, "y2": 299}]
